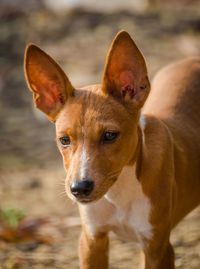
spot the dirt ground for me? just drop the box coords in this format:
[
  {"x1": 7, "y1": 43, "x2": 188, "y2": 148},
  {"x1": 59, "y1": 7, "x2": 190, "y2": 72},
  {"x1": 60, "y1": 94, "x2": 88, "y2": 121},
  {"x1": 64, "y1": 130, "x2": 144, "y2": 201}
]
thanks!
[{"x1": 0, "y1": 1, "x2": 200, "y2": 268}]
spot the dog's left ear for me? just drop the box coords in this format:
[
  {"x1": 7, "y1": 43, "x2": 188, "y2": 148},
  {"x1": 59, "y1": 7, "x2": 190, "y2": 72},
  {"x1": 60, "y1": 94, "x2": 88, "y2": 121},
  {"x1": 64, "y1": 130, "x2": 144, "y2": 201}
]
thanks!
[
  {"x1": 102, "y1": 31, "x2": 150, "y2": 108},
  {"x1": 24, "y1": 44, "x2": 74, "y2": 122}
]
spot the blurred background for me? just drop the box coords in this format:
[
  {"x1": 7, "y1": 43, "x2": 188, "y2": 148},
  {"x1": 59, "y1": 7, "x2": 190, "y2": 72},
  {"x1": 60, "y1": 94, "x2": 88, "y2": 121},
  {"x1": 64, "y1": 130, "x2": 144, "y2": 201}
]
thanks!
[{"x1": 0, "y1": 0, "x2": 200, "y2": 268}]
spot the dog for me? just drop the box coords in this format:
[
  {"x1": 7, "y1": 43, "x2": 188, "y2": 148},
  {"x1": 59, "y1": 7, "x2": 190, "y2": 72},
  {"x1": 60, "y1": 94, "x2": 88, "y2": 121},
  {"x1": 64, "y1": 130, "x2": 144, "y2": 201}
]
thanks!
[{"x1": 24, "y1": 30, "x2": 200, "y2": 268}]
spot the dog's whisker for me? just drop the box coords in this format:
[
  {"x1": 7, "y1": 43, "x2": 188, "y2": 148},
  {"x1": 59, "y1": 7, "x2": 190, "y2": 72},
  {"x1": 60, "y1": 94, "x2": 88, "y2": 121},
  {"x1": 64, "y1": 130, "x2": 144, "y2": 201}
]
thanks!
[
  {"x1": 57, "y1": 191, "x2": 67, "y2": 197},
  {"x1": 55, "y1": 179, "x2": 66, "y2": 186},
  {"x1": 56, "y1": 182, "x2": 66, "y2": 187}
]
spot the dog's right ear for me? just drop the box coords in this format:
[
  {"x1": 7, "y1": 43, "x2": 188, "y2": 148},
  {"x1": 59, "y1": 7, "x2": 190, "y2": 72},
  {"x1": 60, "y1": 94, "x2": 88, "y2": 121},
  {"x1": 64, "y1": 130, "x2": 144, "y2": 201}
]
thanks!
[
  {"x1": 102, "y1": 31, "x2": 150, "y2": 109},
  {"x1": 24, "y1": 44, "x2": 74, "y2": 122}
]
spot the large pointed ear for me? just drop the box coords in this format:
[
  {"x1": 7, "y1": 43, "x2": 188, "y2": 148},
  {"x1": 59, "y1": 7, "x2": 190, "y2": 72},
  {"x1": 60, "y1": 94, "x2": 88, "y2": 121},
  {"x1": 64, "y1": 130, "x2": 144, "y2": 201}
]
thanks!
[
  {"x1": 102, "y1": 31, "x2": 150, "y2": 108},
  {"x1": 24, "y1": 44, "x2": 74, "y2": 122}
]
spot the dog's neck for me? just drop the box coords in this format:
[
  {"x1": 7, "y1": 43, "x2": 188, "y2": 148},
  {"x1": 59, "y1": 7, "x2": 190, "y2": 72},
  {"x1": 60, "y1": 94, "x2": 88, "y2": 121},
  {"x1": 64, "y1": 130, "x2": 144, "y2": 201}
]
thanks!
[
  {"x1": 104, "y1": 115, "x2": 146, "y2": 208},
  {"x1": 103, "y1": 163, "x2": 153, "y2": 246},
  {"x1": 104, "y1": 165, "x2": 138, "y2": 208}
]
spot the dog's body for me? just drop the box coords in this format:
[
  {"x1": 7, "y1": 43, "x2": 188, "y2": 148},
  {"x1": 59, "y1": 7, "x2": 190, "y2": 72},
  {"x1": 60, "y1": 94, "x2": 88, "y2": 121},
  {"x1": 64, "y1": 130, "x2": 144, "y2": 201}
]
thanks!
[
  {"x1": 24, "y1": 31, "x2": 200, "y2": 268},
  {"x1": 144, "y1": 58, "x2": 200, "y2": 225}
]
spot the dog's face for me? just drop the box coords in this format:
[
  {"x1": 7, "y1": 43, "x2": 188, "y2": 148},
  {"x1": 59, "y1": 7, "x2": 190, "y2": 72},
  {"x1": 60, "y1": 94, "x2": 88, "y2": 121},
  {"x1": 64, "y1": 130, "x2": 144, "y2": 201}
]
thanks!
[
  {"x1": 55, "y1": 85, "x2": 139, "y2": 202},
  {"x1": 24, "y1": 31, "x2": 150, "y2": 203}
]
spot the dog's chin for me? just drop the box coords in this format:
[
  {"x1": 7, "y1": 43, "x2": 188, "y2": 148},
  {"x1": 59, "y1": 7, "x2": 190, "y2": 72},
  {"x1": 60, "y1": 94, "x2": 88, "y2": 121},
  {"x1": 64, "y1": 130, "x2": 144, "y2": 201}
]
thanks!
[
  {"x1": 75, "y1": 192, "x2": 108, "y2": 204},
  {"x1": 76, "y1": 195, "x2": 103, "y2": 204},
  {"x1": 65, "y1": 191, "x2": 97, "y2": 204},
  {"x1": 65, "y1": 191, "x2": 96, "y2": 204},
  {"x1": 77, "y1": 198, "x2": 95, "y2": 204}
]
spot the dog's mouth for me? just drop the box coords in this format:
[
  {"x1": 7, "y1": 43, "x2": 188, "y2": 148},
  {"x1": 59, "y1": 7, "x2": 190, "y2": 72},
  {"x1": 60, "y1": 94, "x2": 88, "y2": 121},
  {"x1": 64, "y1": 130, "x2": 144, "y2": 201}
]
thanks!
[
  {"x1": 76, "y1": 179, "x2": 118, "y2": 204},
  {"x1": 68, "y1": 176, "x2": 118, "y2": 204},
  {"x1": 75, "y1": 192, "x2": 106, "y2": 204},
  {"x1": 77, "y1": 198, "x2": 95, "y2": 204}
]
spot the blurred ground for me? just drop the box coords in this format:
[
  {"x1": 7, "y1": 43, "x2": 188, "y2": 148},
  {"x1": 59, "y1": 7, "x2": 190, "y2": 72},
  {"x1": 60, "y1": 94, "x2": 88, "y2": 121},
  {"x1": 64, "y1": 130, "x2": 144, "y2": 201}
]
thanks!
[{"x1": 0, "y1": 0, "x2": 200, "y2": 268}]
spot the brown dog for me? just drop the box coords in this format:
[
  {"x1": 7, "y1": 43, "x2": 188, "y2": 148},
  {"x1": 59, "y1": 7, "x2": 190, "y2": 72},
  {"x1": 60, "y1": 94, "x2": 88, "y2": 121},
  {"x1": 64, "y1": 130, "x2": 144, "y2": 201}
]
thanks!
[{"x1": 24, "y1": 31, "x2": 200, "y2": 268}]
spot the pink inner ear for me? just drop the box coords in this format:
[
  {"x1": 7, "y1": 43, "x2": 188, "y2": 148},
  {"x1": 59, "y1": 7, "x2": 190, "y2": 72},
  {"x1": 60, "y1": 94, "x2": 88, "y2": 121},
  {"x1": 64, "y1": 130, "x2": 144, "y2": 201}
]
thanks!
[
  {"x1": 119, "y1": 71, "x2": 136, "y2": 99},
  {"x1": 31, "y1": 74, "x2": 65, "y2": 114}
]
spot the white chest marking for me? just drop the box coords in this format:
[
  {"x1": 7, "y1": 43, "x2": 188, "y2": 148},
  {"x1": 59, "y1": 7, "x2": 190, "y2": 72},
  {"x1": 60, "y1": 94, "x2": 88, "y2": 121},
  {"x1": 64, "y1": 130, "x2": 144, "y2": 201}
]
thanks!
[{"x1": 80, "y1": 165, "x2": 153, "y2": 249}]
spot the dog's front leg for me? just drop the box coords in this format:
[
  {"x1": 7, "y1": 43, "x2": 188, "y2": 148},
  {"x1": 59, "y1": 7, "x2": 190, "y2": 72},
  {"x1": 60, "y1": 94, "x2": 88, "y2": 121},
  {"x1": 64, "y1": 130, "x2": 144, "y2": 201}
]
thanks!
[
  {"x1": 79, "y1": 228, "x2": 109, "y2": 269},
  {"x1": 144, "y1": 241, "x2": 175, "y2": 269}
]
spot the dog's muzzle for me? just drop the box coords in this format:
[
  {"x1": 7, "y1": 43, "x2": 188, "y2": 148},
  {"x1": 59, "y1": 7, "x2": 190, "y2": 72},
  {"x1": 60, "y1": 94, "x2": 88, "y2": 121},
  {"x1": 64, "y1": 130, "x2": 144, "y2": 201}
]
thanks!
[{"x1": 70, "y1": 180, "x2": 94, "y2": 198}]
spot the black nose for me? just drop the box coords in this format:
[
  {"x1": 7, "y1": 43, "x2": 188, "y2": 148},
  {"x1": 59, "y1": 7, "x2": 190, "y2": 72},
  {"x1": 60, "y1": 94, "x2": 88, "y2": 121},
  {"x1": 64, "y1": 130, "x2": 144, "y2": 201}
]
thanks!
[{"x1": 70, "y1": 180, "x2": 94, "y2": 198}]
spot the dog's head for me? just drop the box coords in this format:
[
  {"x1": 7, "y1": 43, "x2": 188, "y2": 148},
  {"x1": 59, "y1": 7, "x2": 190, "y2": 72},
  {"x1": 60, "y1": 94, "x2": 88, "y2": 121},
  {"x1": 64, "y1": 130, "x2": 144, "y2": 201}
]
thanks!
[{"x1": 24, "y1": 31, "x2": 150, "y2": 203}]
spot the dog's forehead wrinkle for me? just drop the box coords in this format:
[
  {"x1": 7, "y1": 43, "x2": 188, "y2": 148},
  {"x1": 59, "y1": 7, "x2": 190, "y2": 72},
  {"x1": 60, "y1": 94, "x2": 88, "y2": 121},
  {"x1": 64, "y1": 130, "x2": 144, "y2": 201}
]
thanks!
[
  {"x1": 57, "y1": 109, "x2": 134, "y2": 150},
  {"x1": 84, "y1": 101, "x2": 130, "y2": 129},
  {"x1": 76, "y1": 86, "x2": 127, "y2": 113},
  {"x1": 56, "y1": 85, "x2": 137, "y2": 138}
]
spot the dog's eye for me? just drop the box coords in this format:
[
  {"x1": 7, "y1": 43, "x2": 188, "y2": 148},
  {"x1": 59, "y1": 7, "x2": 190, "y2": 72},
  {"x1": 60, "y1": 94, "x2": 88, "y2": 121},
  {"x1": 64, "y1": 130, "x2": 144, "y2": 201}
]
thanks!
[
  {"x1": 59, "y1": 136, "x2": 71, "y2": 147},
  {"x1": 102, "y1": 132, "x2": 119, "y2": 143}
]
